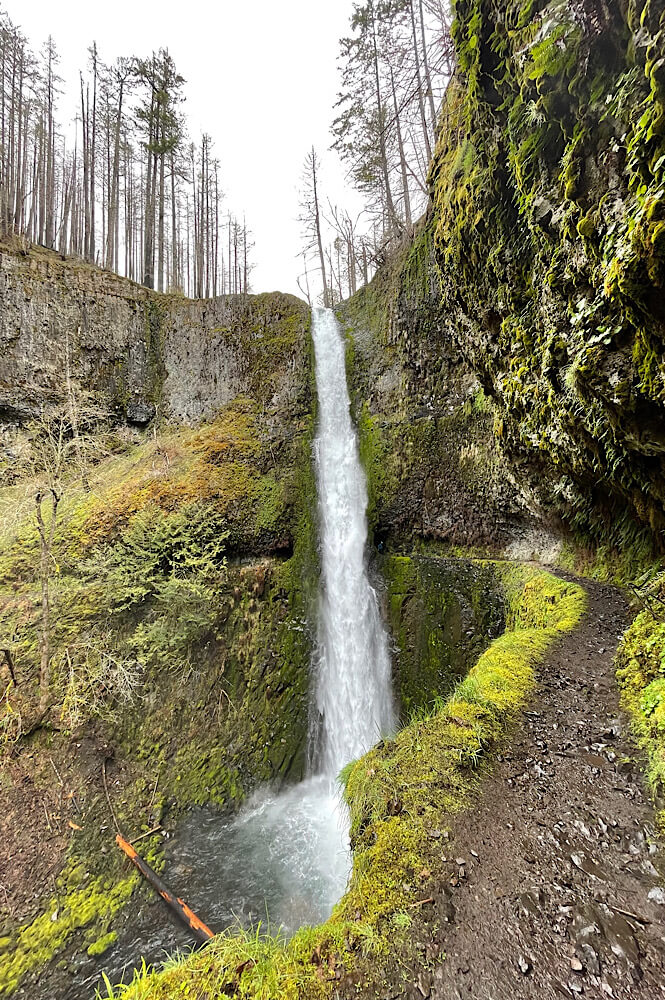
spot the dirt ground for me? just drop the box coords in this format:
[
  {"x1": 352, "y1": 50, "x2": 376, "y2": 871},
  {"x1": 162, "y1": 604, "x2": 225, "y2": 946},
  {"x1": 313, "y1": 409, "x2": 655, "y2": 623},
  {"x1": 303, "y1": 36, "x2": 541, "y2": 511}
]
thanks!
[
  {"x1": 0, "y1": 729, "x2": 114, "y2": 928},
  {"x1": 420, "y1": 581, "x2": 665, "y2": 1000}
]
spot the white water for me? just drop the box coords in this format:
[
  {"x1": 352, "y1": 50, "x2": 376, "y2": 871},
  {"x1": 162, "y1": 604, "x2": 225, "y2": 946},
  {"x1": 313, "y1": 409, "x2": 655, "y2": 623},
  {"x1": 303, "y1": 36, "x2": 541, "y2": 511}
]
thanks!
[
  {"x1": 155, "y1": 308, "x2": 395, "y2": 938},
  {"x1": 310, "y1": 306, "x2": 395, "y2": 777}
]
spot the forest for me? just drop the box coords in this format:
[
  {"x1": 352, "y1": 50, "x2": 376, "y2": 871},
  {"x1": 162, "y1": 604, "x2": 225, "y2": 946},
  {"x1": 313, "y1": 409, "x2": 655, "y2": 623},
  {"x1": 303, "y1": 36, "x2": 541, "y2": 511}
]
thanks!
[{"x1": 0, "y1": 14, "x2": 252, "y2": 296}]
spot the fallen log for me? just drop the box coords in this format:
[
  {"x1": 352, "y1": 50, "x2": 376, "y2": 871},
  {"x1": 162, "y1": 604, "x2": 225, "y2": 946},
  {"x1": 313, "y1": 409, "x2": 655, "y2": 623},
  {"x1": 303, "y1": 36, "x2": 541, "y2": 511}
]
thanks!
[{"x1": 116, "y1": 834, "x2": 215, "y2": 943}]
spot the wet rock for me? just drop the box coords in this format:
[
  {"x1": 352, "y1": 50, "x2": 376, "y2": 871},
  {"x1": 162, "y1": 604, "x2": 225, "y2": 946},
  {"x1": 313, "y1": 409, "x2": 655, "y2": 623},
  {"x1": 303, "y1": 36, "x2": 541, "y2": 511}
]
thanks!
[{"x1": 647, "y1": 886, "x2": 665, "y2": 906}]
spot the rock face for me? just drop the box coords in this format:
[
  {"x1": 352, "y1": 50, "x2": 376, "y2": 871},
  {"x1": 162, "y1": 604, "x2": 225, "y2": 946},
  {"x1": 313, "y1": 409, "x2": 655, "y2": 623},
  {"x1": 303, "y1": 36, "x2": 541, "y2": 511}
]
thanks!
[
  {"x1": 426, "y1": 0, "x2": 665, "y2": 553},
  {"x1": 340, "y1": 236, "x2": 556, "y2": 557},
  {"x1": 0, "y1": 241, "x2": 309, "y2": 425}
]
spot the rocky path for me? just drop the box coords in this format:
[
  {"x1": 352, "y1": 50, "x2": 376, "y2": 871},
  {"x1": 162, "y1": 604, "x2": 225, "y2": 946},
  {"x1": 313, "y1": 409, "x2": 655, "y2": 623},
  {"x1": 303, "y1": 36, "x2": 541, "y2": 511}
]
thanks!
[{"x1": 429, "y1": 580, "x2": 665, "y2": 1000}]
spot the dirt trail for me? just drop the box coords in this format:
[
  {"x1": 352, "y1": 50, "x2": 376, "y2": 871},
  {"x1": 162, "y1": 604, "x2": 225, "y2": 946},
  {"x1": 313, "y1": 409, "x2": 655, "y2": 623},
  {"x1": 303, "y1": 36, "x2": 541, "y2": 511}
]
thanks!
[{"x1": 428, "y1": 580, "x2": 665, "y2": 1000}]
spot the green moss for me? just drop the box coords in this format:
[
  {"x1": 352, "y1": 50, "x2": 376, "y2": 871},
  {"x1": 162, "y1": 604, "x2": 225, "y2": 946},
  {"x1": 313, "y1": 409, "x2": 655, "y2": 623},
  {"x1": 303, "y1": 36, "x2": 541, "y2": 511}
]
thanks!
[
  {"x1": 426, "y1": 0, "x2": 665, "y2": 551},
  {"x1": 112, "y1": 565, "x2": 586, "y2": 1000},
  {"x1": 0, "y1": 292, "x2": 317, "y2": 994},
  {"x1": 381, "y1": 554, "x2": 504, "y2": 717},
  {"x1": 616, "y1": 570, "x2": 665, "y2": 825},
  {"x1": 87, "y1": 931, "x2": 118, "y2": 958},
  {"x1": 0, "y1": 872, "x2": 136, "y2": 994}
]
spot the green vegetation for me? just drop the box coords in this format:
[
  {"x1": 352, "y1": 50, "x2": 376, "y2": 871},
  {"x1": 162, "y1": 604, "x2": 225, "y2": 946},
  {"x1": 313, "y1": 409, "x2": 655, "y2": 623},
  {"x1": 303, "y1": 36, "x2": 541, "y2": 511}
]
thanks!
[
  {"x1": 0, "y1": 298, "x2": 317, "y2": 995},
  {"x1": 427, "y1": 0, "x2": 665, "y2": 553},
  {"x1": 0, "y1": 872, "x2": 136, "y2": 995},
  {"x1": 338, "y1": 234, "x2": 518, "y2": 554},
  {"x1": 102, "y1": 564, "x2": 585, "y2": 1000},
  {"x1": 616, "y1": 569, "x2": 665, "y2": 827},
  {"x1": 381, "y1": 554, "x2": 504, "y2": 716}
]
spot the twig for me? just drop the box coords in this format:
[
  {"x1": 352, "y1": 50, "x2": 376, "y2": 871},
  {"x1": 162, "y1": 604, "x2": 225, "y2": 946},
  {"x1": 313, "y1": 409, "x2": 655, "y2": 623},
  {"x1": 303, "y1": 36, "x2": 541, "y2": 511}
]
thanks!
[
  {"x1": 130, "y1": 825, "x2": 163, "y2": 846},
  {"x1": 102, "y1": 757, "x2": 121, "y2": 835},
  {"x1": 148, "y1": 774, "x2": 159, "y2": 813},
  {"x1": 594, "y1": 898, "x2": 652, "y2": 926},
  {"x1": 408, "y1": 897, "x2": 434, "y2": 909},
  {"x1": 43, "y1": 801, "x2": 52, "y2": 833},
  {"x1": 2, "y1": 650, "x2": 17, "y2": 687},
  {"x1": 49, "y1": 756, "x2": 64, "y2": 786}
]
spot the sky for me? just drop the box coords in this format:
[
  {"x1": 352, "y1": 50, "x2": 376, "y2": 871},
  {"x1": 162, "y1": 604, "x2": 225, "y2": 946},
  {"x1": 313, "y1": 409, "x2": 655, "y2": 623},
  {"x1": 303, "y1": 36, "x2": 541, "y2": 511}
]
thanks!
[{"x1": 4, "y1": 0, "x2": 362, "y2": 296}]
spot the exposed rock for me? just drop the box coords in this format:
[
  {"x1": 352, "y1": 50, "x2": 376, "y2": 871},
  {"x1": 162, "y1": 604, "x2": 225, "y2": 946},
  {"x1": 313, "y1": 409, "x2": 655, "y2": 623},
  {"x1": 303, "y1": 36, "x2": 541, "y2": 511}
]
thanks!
[{"x1": 0, "y1": 242, "x2": 310, "y2": 428}]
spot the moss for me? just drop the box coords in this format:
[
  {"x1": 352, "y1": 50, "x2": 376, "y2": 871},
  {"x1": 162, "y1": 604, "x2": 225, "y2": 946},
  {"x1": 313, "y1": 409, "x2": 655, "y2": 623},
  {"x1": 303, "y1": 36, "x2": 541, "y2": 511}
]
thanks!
[
  {"x1": 381, "y1": 554, "x2": 504, "y2": 717},
  {"x1": 616, "y1": 569, "x2": 665, "y2": 826},
  {"x1": 112, "y1": 565, "x2": 586, "y2": 1000},
  {"x1": 87, "y1": 931, "x2": 118, "y2": 958},
  {"x1": 339, "y1": 565, "x2": 585, "y2": 932},
  {"x1": 0, "y1": 294, "x2": 317, "y2": 993},
  {"x1": 425, "y1": 0, "x2": 665, "y2": 552},
  {"x1": 0, "y1": 872, "x2": 136, "y2": 994}
]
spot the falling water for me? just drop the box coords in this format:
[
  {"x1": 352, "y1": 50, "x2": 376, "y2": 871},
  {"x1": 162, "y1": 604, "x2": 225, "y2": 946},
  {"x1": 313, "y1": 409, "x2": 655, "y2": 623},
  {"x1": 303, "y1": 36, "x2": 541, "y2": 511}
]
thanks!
[
  {"x1": 88, "y1": 309, "x2": 398, "y2": 995},
  {"x1": 190, "y1": 306, "x2": 396, "y2": 933},
  {"x1": 176, "y1": 307, "x2": 397, "y2": 934},
  {"x1": 310, "y1": 306, "x2": 395, "y2": 776}
]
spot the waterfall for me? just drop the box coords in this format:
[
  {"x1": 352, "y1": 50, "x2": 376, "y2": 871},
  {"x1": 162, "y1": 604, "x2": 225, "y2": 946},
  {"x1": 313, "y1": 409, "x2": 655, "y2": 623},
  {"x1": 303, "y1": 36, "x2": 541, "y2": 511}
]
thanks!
[
  {"x1": 310, "y1": 306, "x2": 395, "y2": 777},
  {"x1": 176, "y1": 308, "x2": 395, "y2": 937}
]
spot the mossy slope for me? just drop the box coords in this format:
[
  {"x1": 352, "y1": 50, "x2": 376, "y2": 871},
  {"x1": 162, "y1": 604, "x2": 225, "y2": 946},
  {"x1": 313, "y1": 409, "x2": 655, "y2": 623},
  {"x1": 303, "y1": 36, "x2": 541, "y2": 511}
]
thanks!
[
  {"x1": 0, "y1": 303, "x2": 317, "y2": 994},
  {"x1": 616, "y1": 568, "x2": 665, "y2": 826}
]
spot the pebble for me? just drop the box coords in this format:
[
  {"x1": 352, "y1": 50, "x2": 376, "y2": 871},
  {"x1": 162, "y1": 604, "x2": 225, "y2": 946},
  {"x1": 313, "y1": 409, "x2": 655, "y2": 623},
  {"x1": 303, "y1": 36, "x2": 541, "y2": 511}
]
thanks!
[
  {"x1": 518, "y1": 956, "x2": 531, "y2": 974},
  {"x1": 647, "y1": 886, "x2": 665, "y2": 905},
  {"x1": 570, "y1": 957, "x2": 584, "y2": 972}
]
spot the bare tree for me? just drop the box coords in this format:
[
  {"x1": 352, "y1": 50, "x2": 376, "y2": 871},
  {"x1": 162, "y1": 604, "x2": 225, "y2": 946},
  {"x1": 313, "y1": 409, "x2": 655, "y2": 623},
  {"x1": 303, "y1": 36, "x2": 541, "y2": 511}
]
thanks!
[
  {"x1": 0, "y1": 15, "x2": 254, "y2": 298},
  {"x1": 299, "y1": 147, "x2": 330, "y2": 307}
]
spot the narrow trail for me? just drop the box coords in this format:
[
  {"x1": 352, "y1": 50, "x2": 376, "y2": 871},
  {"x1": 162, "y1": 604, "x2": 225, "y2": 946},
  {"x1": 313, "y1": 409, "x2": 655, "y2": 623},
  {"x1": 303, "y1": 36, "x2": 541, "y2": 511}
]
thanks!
[{"x1": 429, "y1": 580, "x2": 665, "y2": 1000}]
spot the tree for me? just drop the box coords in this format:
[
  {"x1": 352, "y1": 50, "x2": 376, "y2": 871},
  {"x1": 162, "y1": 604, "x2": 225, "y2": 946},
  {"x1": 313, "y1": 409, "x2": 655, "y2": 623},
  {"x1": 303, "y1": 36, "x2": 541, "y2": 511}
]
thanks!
[
  {"x1": 299, "y1": 147, "x2": 330, "y2": 308},
  {"x1": 0, "y1": 12, "x2": 254, "y2": 298},
  {"x1": 13, "y1": 379, "x2": 107, "y2": 710},
  {"x1": 135, "y1": 49, "x2": 185, "y2": 290},
  {"x1": 331, "y1": 0, "x2": 454, "y2": 267}
]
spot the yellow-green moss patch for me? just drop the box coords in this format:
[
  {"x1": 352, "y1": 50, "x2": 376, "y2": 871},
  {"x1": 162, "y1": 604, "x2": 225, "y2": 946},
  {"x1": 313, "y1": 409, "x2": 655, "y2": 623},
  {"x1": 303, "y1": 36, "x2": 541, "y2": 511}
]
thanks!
[
  {"x1": 616, "y1": 570, "x2": 665, "y2": 827},
  {"x1": 0, "y1": 873, "x2": 136, "y2": 995}
]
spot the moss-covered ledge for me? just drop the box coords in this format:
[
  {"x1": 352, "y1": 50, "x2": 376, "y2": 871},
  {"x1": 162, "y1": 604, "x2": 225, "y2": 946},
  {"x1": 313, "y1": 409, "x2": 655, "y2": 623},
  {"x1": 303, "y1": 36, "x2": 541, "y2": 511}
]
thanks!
[
  {"x1": 107, "y1": 564, "x2": 586, "y2": 1000},
  {"x1": 616, "y1": 568, "x2": 665, "y2": 827}
]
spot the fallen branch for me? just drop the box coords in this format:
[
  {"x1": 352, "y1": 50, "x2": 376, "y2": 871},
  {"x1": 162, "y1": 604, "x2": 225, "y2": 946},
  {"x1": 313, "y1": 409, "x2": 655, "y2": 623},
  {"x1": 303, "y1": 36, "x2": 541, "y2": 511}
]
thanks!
[
  {"x1": 408, "y1": 897, "x2": 434, "y2": 909},
  {"x1": 116, "y1": 835, "x2": 214, "y2": 943}
]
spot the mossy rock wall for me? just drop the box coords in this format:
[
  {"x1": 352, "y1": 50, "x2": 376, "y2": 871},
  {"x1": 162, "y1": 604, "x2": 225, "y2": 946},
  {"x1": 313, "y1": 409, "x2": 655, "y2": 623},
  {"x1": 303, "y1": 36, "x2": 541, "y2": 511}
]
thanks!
[
  {"x1": 0, "y1": 272, "x2": 318, "y2": 994},
  {"x1": 426, "y1": 0, "x2": 665, "y2": 555},
  {"x1": 339, "y1": 248, "x2": 543, "y2": 556},
  {"x1": 381, "y1": 554, "x2": 505, "y2": 716}
]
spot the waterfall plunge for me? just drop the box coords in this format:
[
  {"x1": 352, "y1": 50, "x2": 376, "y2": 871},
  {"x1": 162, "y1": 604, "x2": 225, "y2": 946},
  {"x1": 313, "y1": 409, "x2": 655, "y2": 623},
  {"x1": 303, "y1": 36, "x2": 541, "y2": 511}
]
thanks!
[{"x1": 164, "y1": 309, "x2": 395, "y2": 937}]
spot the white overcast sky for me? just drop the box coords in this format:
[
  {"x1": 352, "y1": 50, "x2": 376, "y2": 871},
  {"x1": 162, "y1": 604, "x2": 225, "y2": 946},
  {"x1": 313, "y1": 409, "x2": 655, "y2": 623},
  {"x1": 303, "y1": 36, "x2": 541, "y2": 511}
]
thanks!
[{"x1": 4, "y1": 0, "x2": 362, "y2": 296}]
